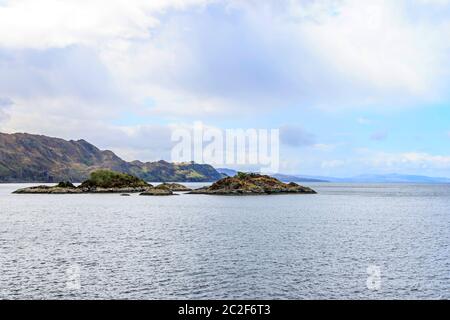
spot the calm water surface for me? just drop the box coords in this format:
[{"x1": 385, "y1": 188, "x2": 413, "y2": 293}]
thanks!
[{"x1": 0, "y1": 183, "x2": 449, "y2": 299}]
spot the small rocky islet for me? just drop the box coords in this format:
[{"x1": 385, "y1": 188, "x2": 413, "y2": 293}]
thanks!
[
  {"x1": 13, "y1": 170, "x2": 152, "y2": 194},
  {"x1": 140, "y1": 186, "x2": 174, "y2": 196},
  {"x1": 13, "y1": 170, "x2": 316, "y2": 196},
  {"x1": 140, "y1": 183, "x2": 192, "y2": 196},
  {"x1": 12, "y1": 170, "x2": 189, "y2": 196},
  {"x1": 157, "y1": 183, "x2": 192, "y2": 192},
  {"x1": 13, "y1": 181, "x2": 85, "y2": 194},
  {"x1": 189, "y1": 172, "x2": 317, "y2": 195}
]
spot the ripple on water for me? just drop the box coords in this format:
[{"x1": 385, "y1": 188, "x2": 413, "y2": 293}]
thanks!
[{"x1": 0, "y1": 183, "x2": 449, "y2": 299}]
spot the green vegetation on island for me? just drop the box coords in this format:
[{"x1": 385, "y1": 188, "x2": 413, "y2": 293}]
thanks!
[
  {"x1": 139, "y1": 187, "x2": 175, "y2": 196},
  {"x1": 79, "y1": 170, "x2": 149, "y2": 189},
  {"x1": 189, "y1": 172, "x2": 317, "y2": 195},
  {"x1": 13, "y1": 170, "x2": 152, "y2": 194},
  {"x1": 13, "y1": 170, "x2": 317, "y2": 196},
  {"x1": 156, "y1": 183, "x2": 192, "y2": 192}
]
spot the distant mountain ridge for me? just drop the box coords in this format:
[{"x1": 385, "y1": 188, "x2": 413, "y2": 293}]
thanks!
[
  {"x1": 330, "y1": 173, "x2": 450, "y2": 184},
  {"x1": 290, "y1": 173, "x2": 450, "y2": 183},
  {"x1": 0, "y1": 132, "x2": 222, "y2": 183},
  {"x1": 216, "y1": 168, "x2": 450, "y2": 184},
  {"x1": 216, "y1": 168, "x2": 329, "y2": 182}
]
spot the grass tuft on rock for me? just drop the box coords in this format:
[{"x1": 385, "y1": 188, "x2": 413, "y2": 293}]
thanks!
[
  {"x1": 80, "y1": 170, "x2": 149, "y2": 189},
  {"x1": 56, "y1": 181, "x2": 76, "y2": 188}
]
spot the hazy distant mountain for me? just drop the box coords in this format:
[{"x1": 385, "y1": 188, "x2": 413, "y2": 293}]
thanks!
[
  {"x1": 293, "y1": 173, "x2": 450, "y2": 184},
  {"x1": 0, "y1": 132, "x2": 222, "y2": 183},
  {"x1": 215, "y1": 168, "x2": 450, "y2": 184},
  {"x1": 271, "y1": 174, "x2": 329, "y2": 183},
  {"x1": 336, "y1": 173, "x2": 450, "y2": 184},
  {"x1": 216, "y1": 168, "x2": 238, "y2": 178},
  {"x1": 215, "y1": 168, "x2": 328, "y2": 182}
]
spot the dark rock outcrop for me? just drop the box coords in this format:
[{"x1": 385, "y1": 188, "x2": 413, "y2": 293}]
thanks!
[
  {"x1": 189, "y1": 172, "x2": 317, "y2": 195},
  {"x1": 156, "y1": 183, "x2": 192, "y2": 192},
  {"x1": 56, "y1": 181, "x2": 76, "y2": 188},
  {"x1": 13, "y1": 170, "x2": 151, "y2": 194},
  {"x1": 139, "y1": 187, "x2": 175, "y2": 196},
  {"x1": 13, "y1": 185, "x2": 83, "y2": 194}
]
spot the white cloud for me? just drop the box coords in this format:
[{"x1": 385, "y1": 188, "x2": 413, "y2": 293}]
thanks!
[
  {"x1": 1, "y1": 0, "x2": 449, "y2": 119},
  {"x1": 0, "y1": 0, "x2": 210, "y2": 49},
  {"x1": 0, "y1": 97, "x2": 12, "y2": 123},
  {"x1": 321, "y1": 159, "x2": 346, "y2": 169},
  {"x1": 283, "y1": 146, "x2": 450, "y2": 176},
  {"x1": 415, "y1": 0, "x2": 450, "y2": 5},
  {"x1": 358, "y1": 149, "x2": 450, "y2": 171},
  {"x1": 1, "y1": 0, "x2": 450, "y2": 175},
  {"x1": 1, "y1": 103, "x2": 176, "y2": 161},
  {"x1": 357, "y1": 117, "x2": 372, "y2": 125},
  {"x1": 313, "y1": 143, "x2": 338, "y2": 152},
  {"x1": 280, "y1": 125, "x2": 315, "y2": 147}
]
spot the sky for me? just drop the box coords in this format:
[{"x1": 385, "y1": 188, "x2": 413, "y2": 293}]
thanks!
[{"x1": 0, "y1": 0, "x2": 450, "y2": 177}]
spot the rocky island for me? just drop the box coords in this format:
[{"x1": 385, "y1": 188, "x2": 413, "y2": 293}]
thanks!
[
  {"x1": 13, "y1": 181, "x2": 84, "y2": 194},
  {"x1": 13, "y1": 170, "x2": 316, "y2": 196},
  {"x1": 157, "y1": 183, "x2": 192, "y2": 192},
  {"x1": 140, "y1": 185, "x2": 175, "y2": 196},
  {"x1": 139, "y1": 183, "x2": 192, "y2": 195},
  {"x1": 13, "y1": 170, "x2": 152, "y2": 194},
  {"x1": 189, "y1": 172, "x2": 317, "y2": 195}
]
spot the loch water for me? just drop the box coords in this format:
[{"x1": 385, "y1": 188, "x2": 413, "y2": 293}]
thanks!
[{"x1": 0, "y1": 183, "x2": 449, "y2": 299}]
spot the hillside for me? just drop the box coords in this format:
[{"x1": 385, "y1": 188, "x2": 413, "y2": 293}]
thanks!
[{"x1": 0, "y1": 132, "x2": 222, "y2": 183}]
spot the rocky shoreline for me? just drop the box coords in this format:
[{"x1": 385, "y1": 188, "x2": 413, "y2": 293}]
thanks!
[
  {"x1": 13, "y1": 170, "x2": 152, "y2": 194},
  {"x1": 189, "y1": 172, "x2": 317, "y2": 195},
  {"x1": 139, "y1": 183, "x2": 192, "y2": 196},
  {"x1": 157, "y1": 183, "x2": 192, "y2": 192},
  {"x1": 13, "y1": 170, "x2": 317, "y2": 196}
]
